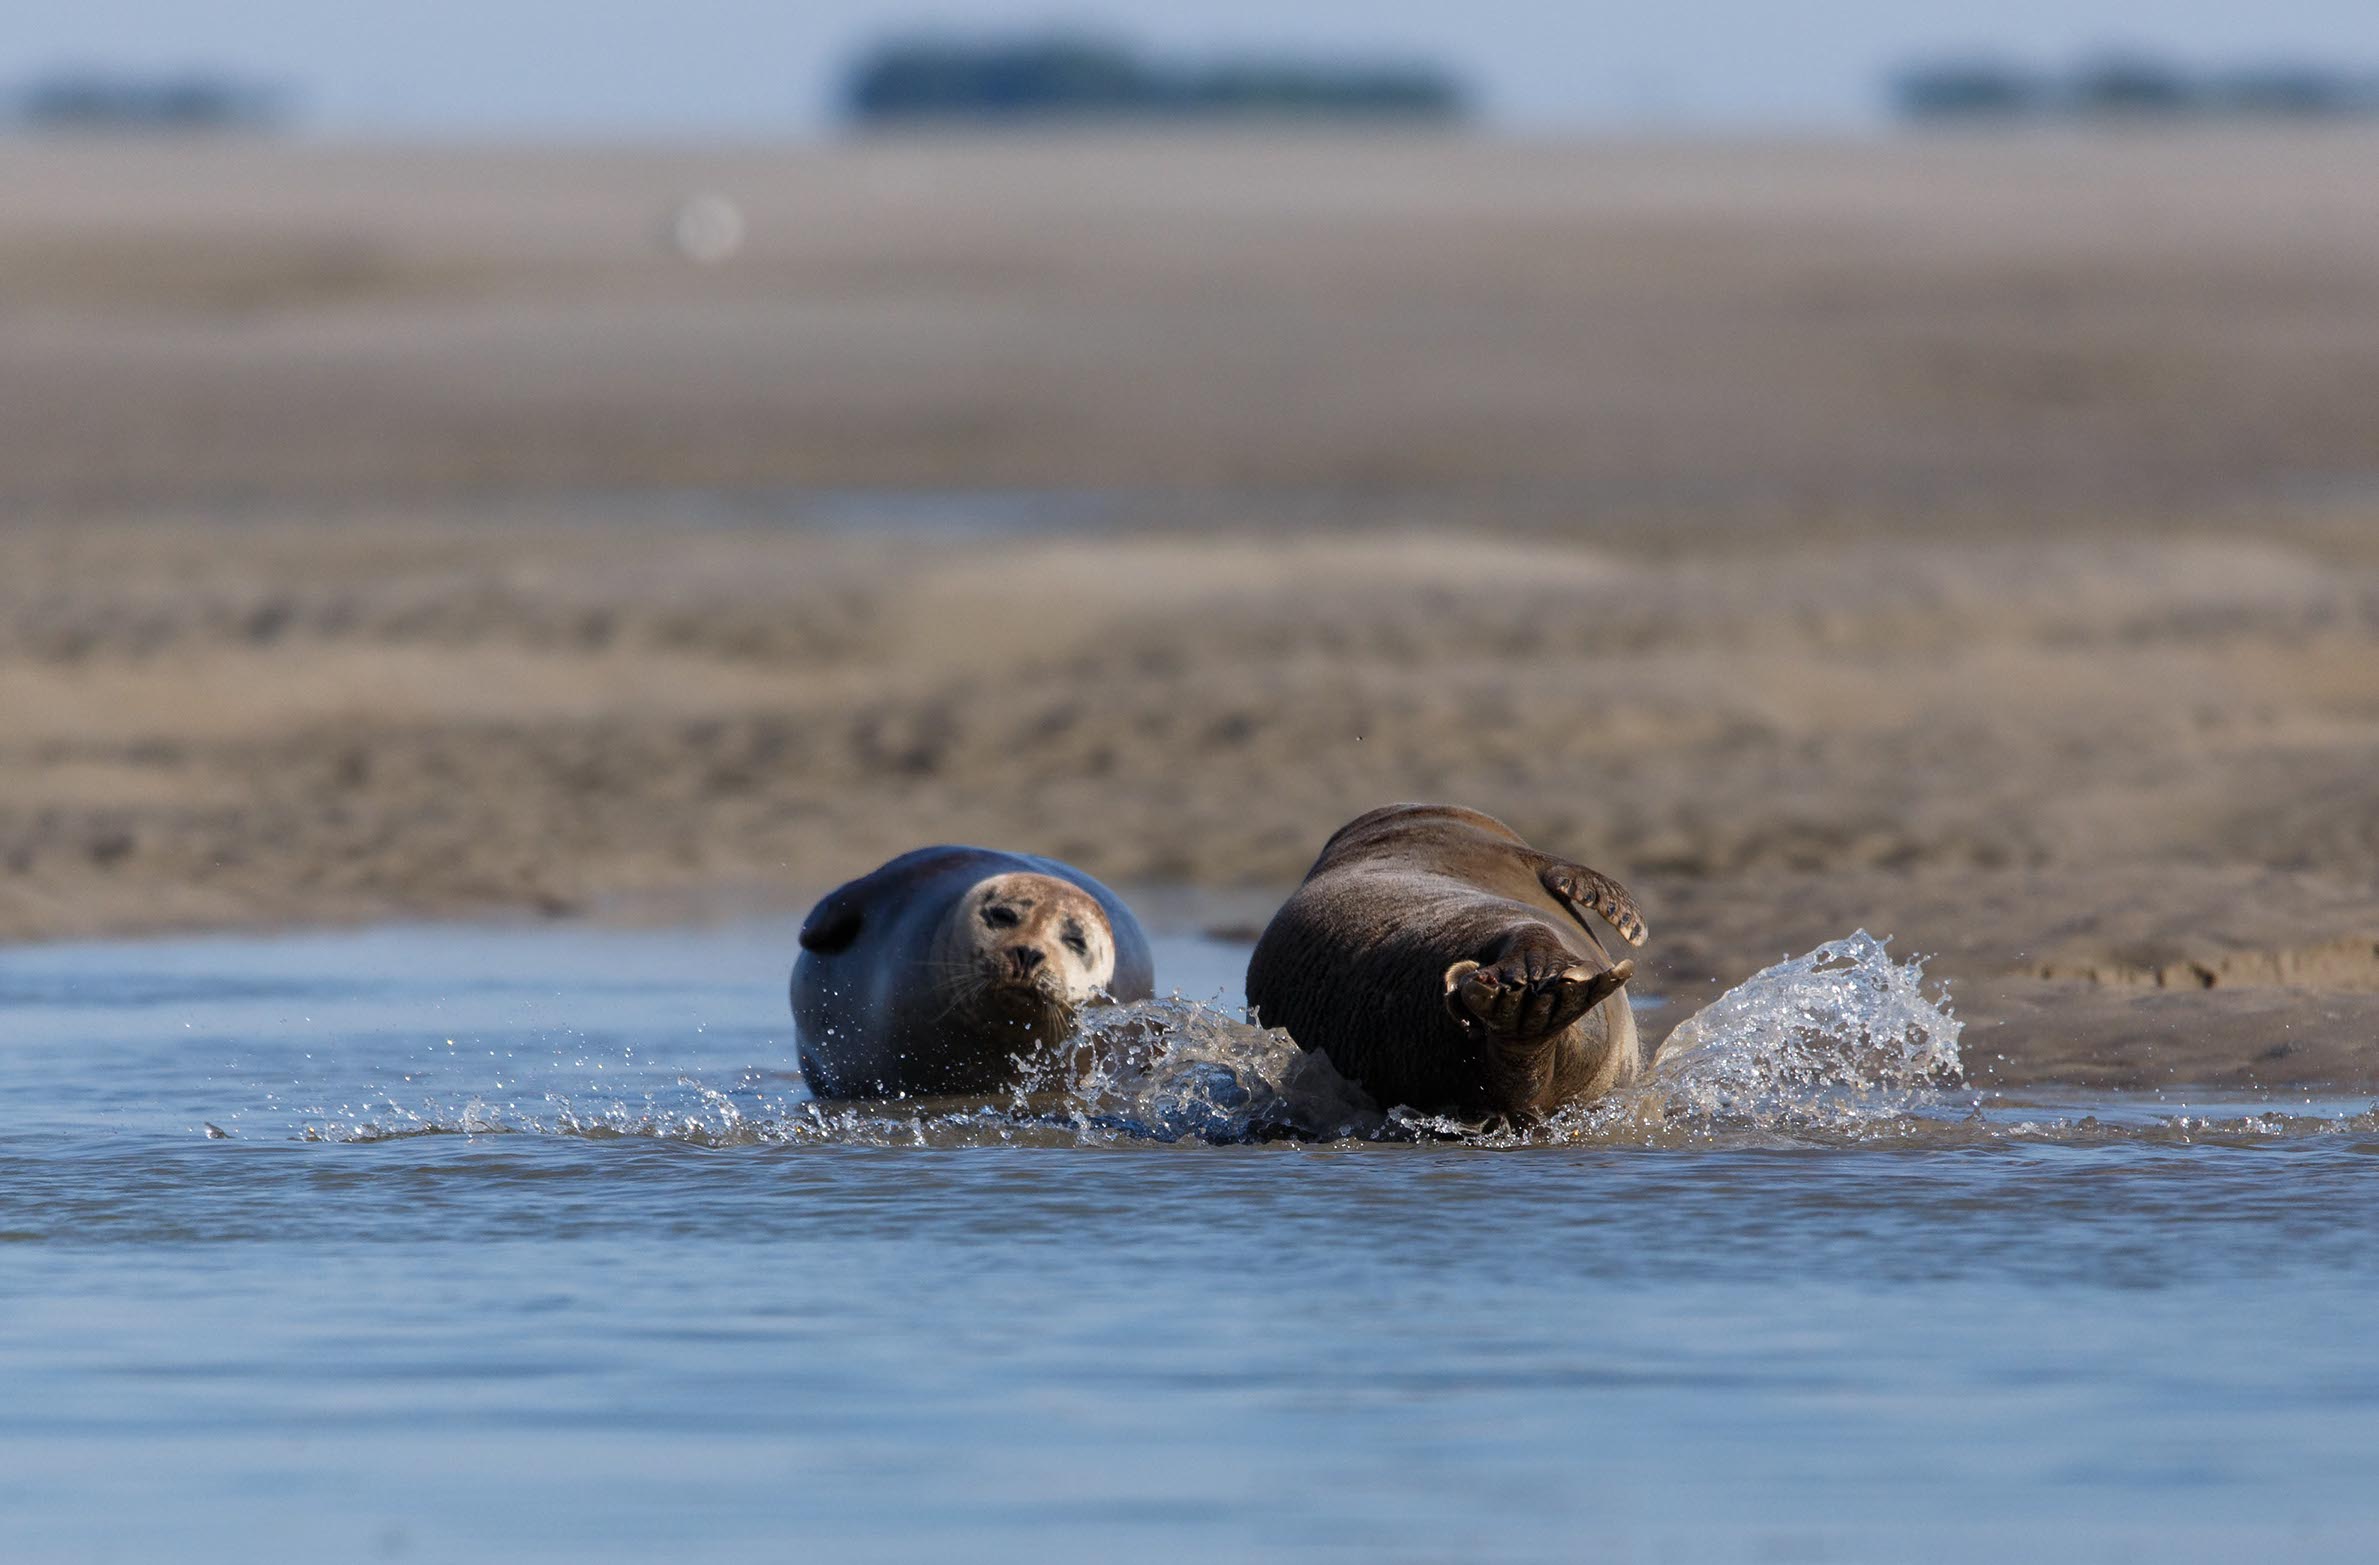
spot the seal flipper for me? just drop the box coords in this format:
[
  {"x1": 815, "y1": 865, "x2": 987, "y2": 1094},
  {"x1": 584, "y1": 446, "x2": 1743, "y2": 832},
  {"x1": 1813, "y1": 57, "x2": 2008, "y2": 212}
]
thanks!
[
  {"x1": 1536, "y1": 857, "x2": 1648, "y2": 949},
  {"x1": 797, "y1": 887, "x2": 868, "y2": 955},
  {"x1": 1445, "y1": 954, "x2": 1636, "y2": 1039}
]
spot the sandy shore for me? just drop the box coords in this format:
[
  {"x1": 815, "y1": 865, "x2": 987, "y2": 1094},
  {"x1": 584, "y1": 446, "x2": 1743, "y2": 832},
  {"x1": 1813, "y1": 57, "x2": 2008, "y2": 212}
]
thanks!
[
  {"x1": 2, "y1": 135, "x2": 2375, "y2": 1089},
  {"x1": 6, "y1": 509, "x2": 2373, "y2": 1089}
]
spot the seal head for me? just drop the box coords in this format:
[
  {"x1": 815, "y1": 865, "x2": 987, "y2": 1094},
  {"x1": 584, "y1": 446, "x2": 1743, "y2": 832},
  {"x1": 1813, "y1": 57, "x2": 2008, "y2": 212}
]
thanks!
[{"x1": 937, "y1": 870, "x2": 1120, "y2": 1042}]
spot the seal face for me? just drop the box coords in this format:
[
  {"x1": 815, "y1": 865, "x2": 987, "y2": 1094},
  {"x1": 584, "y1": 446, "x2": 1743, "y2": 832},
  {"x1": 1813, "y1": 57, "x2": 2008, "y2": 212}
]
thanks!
[
  {"x1": 791, "y1": 846, "x2": 1154, "y2": 1100},
  {"x1": 1244, "y1": 804, "x2": 1649, "y2": 1124}
]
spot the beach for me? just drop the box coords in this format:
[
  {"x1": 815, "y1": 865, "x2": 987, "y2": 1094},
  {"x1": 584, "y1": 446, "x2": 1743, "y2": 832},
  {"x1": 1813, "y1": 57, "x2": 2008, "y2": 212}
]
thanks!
[
  {"x1": 9, "y1": 128, "x2": 2379, "y2": 1565},
  {"x1": 4, "y1": 131, "x2": 2376, "y2": 1086}
]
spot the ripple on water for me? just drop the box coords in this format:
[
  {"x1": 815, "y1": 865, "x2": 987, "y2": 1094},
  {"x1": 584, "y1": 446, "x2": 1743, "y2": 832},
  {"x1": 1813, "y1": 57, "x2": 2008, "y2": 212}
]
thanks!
[{"x1": 290, "y1": 929, "x2": 2376, "y2": 1154}]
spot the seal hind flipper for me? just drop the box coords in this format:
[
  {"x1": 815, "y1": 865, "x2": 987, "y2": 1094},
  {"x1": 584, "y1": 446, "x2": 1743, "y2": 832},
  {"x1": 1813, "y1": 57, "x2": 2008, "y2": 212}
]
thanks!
[
  {"x1": 1537, "y1": 858, "x2": 1648, "y2": 948},
  {"x1": 1445, "y1": 952, "x2": 1636, "y2": 1040},
  {"x1": 1436, "y1": 918, "x2": 1627, "y2": 1032},
  {"x1": 797, "y1": 888, "x2": 867, "y2": 954}
]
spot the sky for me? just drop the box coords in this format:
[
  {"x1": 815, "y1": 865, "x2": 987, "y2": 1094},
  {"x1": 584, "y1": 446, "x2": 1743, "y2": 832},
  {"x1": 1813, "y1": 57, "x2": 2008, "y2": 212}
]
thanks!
[{"x1": 11, "y1": 0, "x2": 2379, "y2": 135}]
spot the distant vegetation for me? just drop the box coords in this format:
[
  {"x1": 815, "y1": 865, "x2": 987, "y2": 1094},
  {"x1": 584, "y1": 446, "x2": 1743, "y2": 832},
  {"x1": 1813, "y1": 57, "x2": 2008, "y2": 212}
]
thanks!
[
  {"x1": 845, "y1": 34, "x2": 1465, "y2": 127},
  {"x1": 11, "y1": 70, "x2": 289, "y2": 133},
  {"x1": 1895, "y1": 53, "x2": 2379, "y2": 123}
]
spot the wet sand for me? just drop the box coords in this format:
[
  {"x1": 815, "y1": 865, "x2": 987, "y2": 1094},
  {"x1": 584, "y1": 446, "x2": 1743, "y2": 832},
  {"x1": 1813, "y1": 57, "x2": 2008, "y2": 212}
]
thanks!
[{"x1": 3, "y1": 135, "x2": 2376, "y2": 1089}]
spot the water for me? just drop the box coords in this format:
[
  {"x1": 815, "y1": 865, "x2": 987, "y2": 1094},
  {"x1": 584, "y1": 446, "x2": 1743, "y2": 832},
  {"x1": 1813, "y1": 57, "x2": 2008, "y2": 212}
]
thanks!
[{"x1": 4, "y1": 919, "x2": 2376, "y2": 1561}]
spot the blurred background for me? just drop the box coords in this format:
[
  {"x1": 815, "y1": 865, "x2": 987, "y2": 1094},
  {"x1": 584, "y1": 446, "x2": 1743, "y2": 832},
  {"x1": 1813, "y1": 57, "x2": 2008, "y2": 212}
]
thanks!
[{"x1": 4, "y1": 1, "x2": 2377, "y2": 1052}]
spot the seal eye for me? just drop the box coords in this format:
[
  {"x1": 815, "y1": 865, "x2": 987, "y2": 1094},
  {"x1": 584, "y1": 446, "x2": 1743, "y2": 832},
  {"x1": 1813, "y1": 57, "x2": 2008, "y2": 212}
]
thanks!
[
  {"x1": 982, "y1": 905, "x2": 1020, "y2": 929},
  {"x1": 1061, "y1": 925, "x2": 1089, "y2": 956}
]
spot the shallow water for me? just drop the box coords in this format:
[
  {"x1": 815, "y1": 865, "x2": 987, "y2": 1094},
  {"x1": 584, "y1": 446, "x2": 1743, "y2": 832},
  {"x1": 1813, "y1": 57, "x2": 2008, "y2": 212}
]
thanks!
[{"x1": 3, "y1": 919, "x2": 2376, "y2": 1562}]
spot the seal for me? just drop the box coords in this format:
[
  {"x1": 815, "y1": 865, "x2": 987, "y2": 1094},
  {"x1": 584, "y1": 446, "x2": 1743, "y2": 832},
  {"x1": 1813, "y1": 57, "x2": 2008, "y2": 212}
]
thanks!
[
  {"x1": 791, "y1": 845, "x2": 1154, "y2": 1100},
  {"x1": 1244, "y1": 804, "x2": 1648, "y2": 1124}
]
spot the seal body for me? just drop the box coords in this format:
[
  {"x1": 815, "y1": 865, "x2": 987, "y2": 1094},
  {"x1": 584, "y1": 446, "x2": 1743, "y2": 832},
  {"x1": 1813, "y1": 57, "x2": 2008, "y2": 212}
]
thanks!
[
  {"x1": 792, "y1": 846, "x2": 1154, "y2": 1100},
  {"x1": 1245, "y1": 804, "x2": 1648, "y2": 1123}
]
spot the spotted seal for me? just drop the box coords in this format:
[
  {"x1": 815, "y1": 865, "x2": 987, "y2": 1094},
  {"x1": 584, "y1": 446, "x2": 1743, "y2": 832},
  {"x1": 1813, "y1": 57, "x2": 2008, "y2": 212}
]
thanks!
[
  {"x1": 791, "y1": 846, "x2": 1154, "y2": 1100},
  {"x1": 1244, "y1": 804, "x2": 1647, "y2": 1123}
]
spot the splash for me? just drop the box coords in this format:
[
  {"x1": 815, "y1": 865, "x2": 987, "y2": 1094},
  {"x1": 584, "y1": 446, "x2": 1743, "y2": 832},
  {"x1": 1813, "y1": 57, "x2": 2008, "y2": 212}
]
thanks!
[
  {"x1": 1608, "y1": 929, "x2": 1964, "y2": 1134},
  {"x1": 1032, "y1": 996, "x2": 1383, "y2": 1143},
  {"x1": 292, "y1": 932, "x2": 2377, "y2": 1151},
  {"x1": 301, "y1": 996, "x2": 1372, "y2": 1150},
  {"x1": 1048, "y1": 933, "x2": 1968, "y2": 1145}
]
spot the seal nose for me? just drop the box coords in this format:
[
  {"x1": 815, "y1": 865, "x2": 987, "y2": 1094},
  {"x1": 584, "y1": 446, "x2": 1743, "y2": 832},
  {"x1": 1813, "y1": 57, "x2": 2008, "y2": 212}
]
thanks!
[{"x1": 1008, "y1": 945, "x2": 1046, "y2": 978}]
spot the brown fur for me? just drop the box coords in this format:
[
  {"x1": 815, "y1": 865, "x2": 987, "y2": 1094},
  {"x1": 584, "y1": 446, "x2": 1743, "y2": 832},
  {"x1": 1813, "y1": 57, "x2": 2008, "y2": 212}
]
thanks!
[{"x1": 1245, "y1": 804, "x2": 1647, "y2": 1123}]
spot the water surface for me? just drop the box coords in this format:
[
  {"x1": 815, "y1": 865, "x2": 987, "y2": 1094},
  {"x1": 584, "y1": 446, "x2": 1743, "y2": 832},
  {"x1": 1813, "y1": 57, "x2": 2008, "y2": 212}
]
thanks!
[{"x1": 3, "y1": 919, "x2": 2374, "y2": 1561}]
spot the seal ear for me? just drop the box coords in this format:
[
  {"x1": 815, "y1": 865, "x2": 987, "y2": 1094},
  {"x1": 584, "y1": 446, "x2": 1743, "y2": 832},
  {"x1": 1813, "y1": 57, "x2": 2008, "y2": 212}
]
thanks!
[{"x1": 798, "y1": 887, "x2": 867, "y2": 955}]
